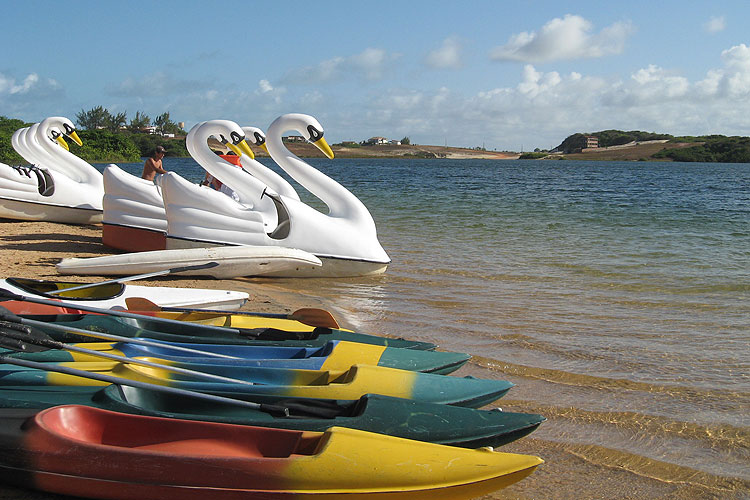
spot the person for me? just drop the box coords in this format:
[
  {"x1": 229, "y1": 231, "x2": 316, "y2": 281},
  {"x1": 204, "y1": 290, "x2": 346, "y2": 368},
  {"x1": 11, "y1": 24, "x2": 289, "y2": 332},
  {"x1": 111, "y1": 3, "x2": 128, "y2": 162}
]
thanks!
[{"x1": 141, "y1": 145, "x2": 167, "y2": 181}]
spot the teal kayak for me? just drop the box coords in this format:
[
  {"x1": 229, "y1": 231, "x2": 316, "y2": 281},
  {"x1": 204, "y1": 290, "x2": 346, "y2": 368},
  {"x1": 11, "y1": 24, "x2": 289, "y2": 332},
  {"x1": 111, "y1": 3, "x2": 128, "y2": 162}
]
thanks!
[
  {"x1": 4, "y1": 339, "x2": 469, "y2": 374},
  {"x1": 0, "y1": 385, "x2": 544, "y2": 449},
  {"x1": 0, "y1": 361, "x2": 512, "y2": 408}
]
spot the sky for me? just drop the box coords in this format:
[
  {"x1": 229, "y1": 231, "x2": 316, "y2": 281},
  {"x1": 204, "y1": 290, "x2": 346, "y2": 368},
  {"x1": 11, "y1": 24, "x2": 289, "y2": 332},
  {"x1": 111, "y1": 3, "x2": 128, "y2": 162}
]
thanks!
[{"x1": 2, "y1": 1, "x2": 750, "y2": 151}]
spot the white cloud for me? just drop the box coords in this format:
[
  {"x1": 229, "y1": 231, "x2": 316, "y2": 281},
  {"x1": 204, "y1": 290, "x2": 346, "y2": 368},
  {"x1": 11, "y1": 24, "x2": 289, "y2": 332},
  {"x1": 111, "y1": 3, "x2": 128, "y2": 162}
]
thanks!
[
  {"x1": 426, "y1": 36, "x2": 463, "y2": 69},
  {"x1": 280, "y1": 48, "x2": 399, "y2": 84},
  {"x1": 704, "y1": 16, "x2": 726, "y2": 33},
  {"x1": 490, "y1": 14, "x2": 635, "y2": 63},
  {"x1": 0, "y1": 72, "x2": 60, "y2": 96},
  {"x1": 258, "y1": 79, "x2": 274, "y2": 93}
]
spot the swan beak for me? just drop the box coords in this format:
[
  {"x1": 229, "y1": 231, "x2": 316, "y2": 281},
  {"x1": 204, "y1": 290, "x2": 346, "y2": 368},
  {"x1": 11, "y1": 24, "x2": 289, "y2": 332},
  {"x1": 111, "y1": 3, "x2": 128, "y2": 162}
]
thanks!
[
  {"x1": 69, "y1": 131, "x2": 83, "y2": 147},
  {"x1": 227, "y1": 140, "x2": 255, "y2": 160},
  {"x1": 238, "y1": 139, "x2": 255, "y2": 159},
  {"x1": 55, "y1": 136, "x2": 70, "y2": 151},
  {"x1": 313, "y1": 137, "x2": 335, "y2": 159},
  {"x1": 259, "y1": 143, "x2": 270, "y2": 155}
]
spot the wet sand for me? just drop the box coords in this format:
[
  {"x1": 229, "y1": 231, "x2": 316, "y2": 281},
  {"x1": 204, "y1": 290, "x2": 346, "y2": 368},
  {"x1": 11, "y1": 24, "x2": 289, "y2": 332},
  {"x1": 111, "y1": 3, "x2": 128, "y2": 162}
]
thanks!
[{"x1": 0, "y1": 220, "x2": 746, "y2": 500}]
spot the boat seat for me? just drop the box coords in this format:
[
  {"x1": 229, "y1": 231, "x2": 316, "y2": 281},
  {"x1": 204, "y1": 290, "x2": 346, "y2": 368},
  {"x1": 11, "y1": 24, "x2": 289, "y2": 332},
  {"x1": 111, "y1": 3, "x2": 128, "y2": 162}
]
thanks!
[{"x1": 31, "y1": 167, "x2": 55, "y2": 196}]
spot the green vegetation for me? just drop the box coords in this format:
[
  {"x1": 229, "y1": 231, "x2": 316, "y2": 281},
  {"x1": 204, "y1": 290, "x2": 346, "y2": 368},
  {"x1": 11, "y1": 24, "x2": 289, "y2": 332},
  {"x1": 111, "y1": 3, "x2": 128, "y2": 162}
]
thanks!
[
  {"x1": 556, "y1": 130, "x2": 750, "y2": 163},
  {"x1": 519, "y1": 152, "x2": 549, "y2": 160},
  {"x1": 653, "y1": 136, "x2": 750, "y2": 163},
  {"x1": 0, "y1": 109, "x2": 189, "y2": 164},
  {"x1": 0, "y1": 116, "x2": 31, "y2": 165},
  {"x1": 555, "y1": 130, "x2": 672, "y2": 153},
  {"x1": 75, "y1": 130, "x2": 141, "y2": 162}
]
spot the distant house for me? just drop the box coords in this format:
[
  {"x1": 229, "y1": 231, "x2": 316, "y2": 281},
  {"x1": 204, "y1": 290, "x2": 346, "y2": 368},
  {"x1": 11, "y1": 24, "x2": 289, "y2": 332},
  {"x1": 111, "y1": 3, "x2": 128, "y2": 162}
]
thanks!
[
  {"x1": 390, "y1": 139, "x2": 401, "y2": 145},
  {"x1": 364, "y1": 136, "x2": 388, "y2": 145},
  {"x1": 283, "y1": 135, "x2": 306, "y2": 143},
  {"x1": 584, "y1": 136, "x2": 599, "y2": 148}
]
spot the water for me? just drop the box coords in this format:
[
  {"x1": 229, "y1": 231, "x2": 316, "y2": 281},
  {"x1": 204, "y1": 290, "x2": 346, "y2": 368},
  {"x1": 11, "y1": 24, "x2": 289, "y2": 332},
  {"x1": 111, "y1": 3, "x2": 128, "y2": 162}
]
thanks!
[{"x1": 111, "y1": 157, "x2": 750, "y2": 493}]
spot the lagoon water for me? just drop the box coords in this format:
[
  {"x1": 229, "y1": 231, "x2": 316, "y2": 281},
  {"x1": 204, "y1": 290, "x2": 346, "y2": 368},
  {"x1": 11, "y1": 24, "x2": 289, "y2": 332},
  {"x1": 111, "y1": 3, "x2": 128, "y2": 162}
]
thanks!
[{"x1": 116, "y1": 157, "x2": 749, "y2": 496}]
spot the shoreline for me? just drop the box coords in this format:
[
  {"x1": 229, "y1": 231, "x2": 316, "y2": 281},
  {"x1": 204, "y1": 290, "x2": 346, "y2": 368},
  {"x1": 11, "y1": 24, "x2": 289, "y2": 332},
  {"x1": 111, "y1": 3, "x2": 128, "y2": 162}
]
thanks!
[{"x1": 0, "y1": 220, "x2": 747, "y2": 499}]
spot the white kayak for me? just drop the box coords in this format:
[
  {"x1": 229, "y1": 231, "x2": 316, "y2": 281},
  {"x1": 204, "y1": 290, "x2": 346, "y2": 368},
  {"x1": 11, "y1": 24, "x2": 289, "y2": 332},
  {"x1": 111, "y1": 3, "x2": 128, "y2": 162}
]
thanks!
[
  {"x1": 55, "y1": 245, "x2": 322, "y2": 279},
  {"x1": 0, "y1": 277, "x2": 249, "y2": 311}
]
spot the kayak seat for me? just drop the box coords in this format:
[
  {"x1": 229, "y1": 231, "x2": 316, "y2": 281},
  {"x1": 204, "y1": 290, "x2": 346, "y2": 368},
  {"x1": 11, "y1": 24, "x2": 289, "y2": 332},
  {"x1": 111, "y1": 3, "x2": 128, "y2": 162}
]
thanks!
[{"x1": 277, "y1": 398, "x2": 351, "y2": 419}]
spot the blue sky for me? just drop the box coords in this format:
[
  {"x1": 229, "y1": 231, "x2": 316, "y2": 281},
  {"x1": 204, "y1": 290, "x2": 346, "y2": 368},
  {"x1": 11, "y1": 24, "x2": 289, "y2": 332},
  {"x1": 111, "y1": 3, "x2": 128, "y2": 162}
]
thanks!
[{"x1": 2, "y1": 1, "x2": 750, "y2": 151}]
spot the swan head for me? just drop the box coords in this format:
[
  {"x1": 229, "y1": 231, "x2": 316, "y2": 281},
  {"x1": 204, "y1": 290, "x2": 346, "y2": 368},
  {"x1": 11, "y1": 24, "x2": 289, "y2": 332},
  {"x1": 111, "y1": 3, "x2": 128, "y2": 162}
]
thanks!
[
  {"x1": 207, "y1": 120, "x2": 255, "y2": 159},
  {"x1": 43, "y1": 117, "x2": 83, "y2": 151},
  {"x1": 271, "y1": 113, "x2": 335, "y2": 159},
  {"x1": 242, "y1": 126, "x2": 269, "y2": 155}
]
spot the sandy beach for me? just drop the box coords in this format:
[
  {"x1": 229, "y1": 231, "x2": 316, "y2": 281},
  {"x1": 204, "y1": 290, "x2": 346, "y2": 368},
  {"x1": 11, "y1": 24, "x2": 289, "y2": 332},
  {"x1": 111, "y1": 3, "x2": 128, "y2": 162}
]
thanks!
[{"x1": 0, "y1": 220, "x2": 745, "y2": 500}]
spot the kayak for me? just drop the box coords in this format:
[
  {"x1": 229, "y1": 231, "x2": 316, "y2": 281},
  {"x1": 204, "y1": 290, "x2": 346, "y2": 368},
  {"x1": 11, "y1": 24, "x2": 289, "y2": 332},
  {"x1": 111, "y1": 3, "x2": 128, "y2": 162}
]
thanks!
[
  {"x1": 56, "y1": 245, "x2": 324, "y2": 279},
  {"x1": 19, "y1": 311, "x2": 438, "y2": 350},
  {"x1": 0, "y1": 277, "x2": 248, "y2": 310},
  {"x1": 0, "y1": 405, "x2": 542, "y2": 499},
  {"x1": 1, "y1": 300, "x2": 438, "y2": 350},
  {"x1": 6, "y1": 338, "x2": 470, "y2": 374},
  {"x1": 0, "y1": 362, "x2": 512, "y2": 408},
  {"x1": 0, "y1": 385, "x2": 545, "y2": 449}
]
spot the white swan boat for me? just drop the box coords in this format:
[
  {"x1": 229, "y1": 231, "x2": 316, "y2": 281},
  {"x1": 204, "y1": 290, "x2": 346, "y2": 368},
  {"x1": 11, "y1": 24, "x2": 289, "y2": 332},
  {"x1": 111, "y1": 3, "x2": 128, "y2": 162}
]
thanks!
[
  {"x1": 0, "y1": 117, "x2": 103, "y2": 224},
  {"x1": 162, "y1": 114, "x2": 390, "y2": 277},
  {"x1": 100, "y1": 123, "x2": 268, "y2": 252},
  {"x1": 101, "y1": 164, "x2": 168, "y2": 251}
]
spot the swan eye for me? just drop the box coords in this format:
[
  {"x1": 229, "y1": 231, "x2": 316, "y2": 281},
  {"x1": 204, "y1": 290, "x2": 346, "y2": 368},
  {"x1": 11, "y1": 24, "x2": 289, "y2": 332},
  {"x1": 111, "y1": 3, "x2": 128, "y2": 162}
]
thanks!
[
  {"x1": 50, "y1": 130, "x2": 60, "y2": 139},
  {"x1": 230, "y1": 131, "x2": 244, "y2": 145},
  {"x1": 307, "y1": 125, "x2": 323, "y2": 142},
  {"x1": 63, "y1": 123, "x2": 75, "y2": 135},
  {"x1": 253, "y1": 132, "x2": 265, "y2": 145},
  {"x1": 219, "y1": 134, "x2": 228, "y2": 144}
]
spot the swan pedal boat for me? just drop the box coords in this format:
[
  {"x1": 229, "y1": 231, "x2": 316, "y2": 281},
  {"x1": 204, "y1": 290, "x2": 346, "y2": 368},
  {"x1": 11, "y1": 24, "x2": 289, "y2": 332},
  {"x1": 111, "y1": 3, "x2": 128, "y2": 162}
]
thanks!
[
  {"x1": 6, "y1": 338, "x2": 470, "y2": 374},
  {"x1": 0, "y1": 385, "x2": 545, "y2": 449},
  {"x1": 0, "y1": 117, "x2": 103, "y2": 224},
  {"x1": 0, "y1": 405, "x2": 542, "y2": 499},
  {"x1": 56, "y1": 245, "x2": 324, "y2": 279},
  {"x1": 0, "y1": 277, "x2": 249, "y2": 311},
  {"x1": 162, "y1": 117, "x2": 390, "y2": 278},
  {"x1": 6, "y1": 306, "x2": 437, "y2": 350},
  {"x1": 0, "y1": 361, "x2": 513, "y2": 408}
]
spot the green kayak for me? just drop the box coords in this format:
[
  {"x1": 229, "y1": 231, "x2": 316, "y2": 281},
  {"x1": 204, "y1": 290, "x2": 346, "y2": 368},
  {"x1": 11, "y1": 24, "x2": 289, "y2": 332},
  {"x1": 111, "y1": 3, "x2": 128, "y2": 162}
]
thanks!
[
  {"x1": 0, "y1": 385, "x2": 544, "y2": 449},
  {"x1": 24, "y1": 312, "x2": 438, "y2": 350}
]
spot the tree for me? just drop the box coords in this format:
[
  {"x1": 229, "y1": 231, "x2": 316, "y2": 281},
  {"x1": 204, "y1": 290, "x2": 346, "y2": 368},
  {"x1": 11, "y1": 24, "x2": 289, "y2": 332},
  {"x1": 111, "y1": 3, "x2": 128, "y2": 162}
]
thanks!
[
  {"x1": 75, "y1": 106, "x2": 111, "y2": 130},
  {"x1": 128, "y1": 111, "x2": 151, "y2": 132},
  {"x1": 401, "y1": 136, "x2": 411, "y2": 145},
  {"x1": 153, "y1": 112, "x2": 175, "y2": 135},
  {"x1": 105, "y1": 111, "x2": 127, "y2": 132}
]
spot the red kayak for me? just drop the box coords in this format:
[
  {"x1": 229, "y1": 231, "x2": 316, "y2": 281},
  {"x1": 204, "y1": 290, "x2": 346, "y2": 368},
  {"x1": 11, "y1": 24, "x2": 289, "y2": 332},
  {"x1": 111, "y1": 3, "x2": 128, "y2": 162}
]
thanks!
[{"x1": 0, "y1": 405, "x2": 542, "y2": 499}]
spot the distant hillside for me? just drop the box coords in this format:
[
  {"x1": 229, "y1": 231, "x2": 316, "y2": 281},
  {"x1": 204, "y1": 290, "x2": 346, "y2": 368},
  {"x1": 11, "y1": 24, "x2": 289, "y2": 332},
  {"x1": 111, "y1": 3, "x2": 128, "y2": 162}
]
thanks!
[{"x1": 543, "y1": 130, "x2": 750, "y2": 163}]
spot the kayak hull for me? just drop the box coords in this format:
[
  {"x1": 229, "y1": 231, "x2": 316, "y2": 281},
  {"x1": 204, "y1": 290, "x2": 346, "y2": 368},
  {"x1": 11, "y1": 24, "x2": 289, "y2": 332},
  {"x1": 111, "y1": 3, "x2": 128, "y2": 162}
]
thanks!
[{"x1": 0, "y1": 406, "x2": 542, "y2": 499}]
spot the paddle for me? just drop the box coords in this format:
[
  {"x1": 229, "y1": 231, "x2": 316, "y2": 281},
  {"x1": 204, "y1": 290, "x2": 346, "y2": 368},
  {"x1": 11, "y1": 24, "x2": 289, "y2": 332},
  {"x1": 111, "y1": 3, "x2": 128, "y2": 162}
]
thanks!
[
  {"x1": 125, "y1": 297, "x2": 341, "y2": 329},
  {"x1": 0, "y1": 336, "x2": 287, "y2": 415},
  {"x1": 47, "y1": 262, "x2": 221, "y2": 295},
  {"x1": 0, "y1": 306, "x2": 241, "y2": 360},
  {"x1": 0, "y1": 319, "x2": 256, "y2": 386},
  {"x1": 0, "y1": 289, "x2": 320, "y2": 340}
]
